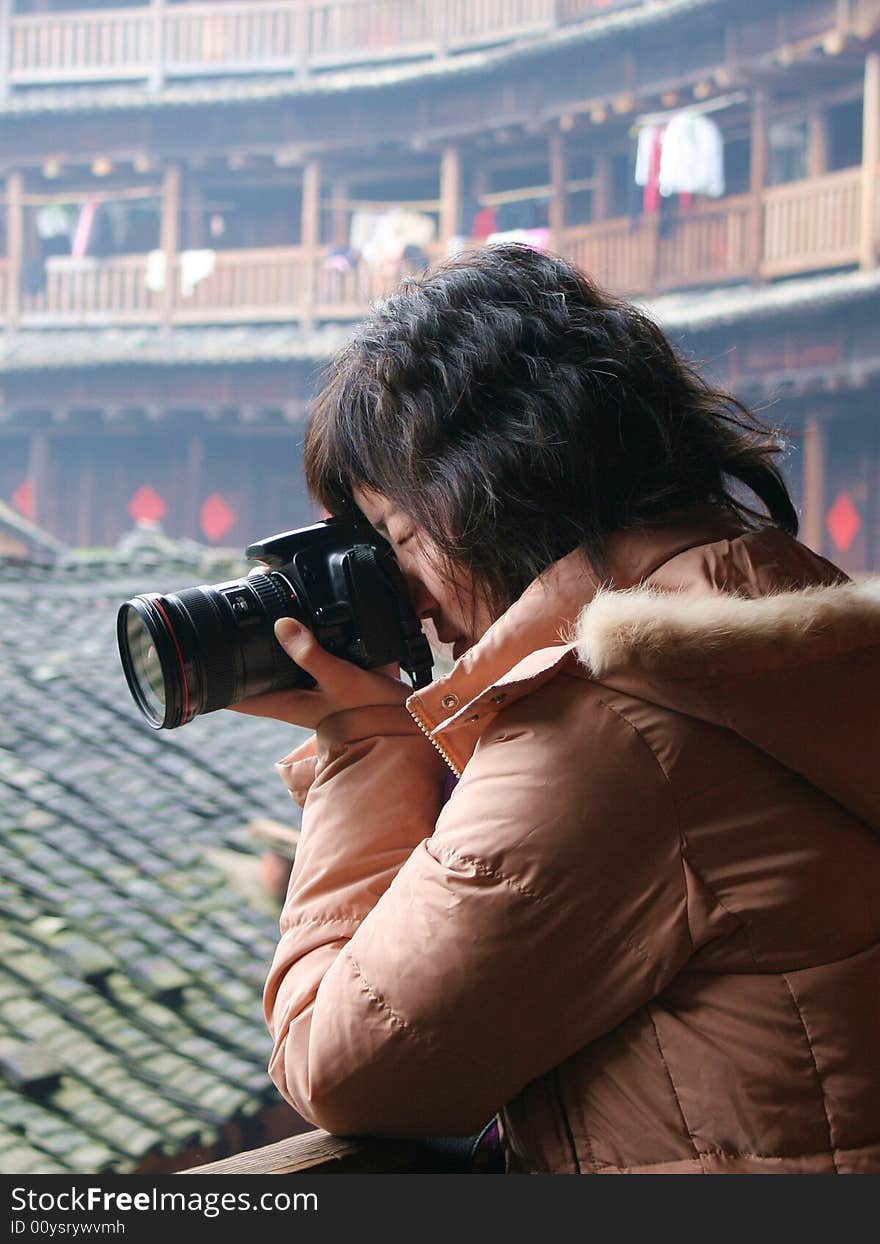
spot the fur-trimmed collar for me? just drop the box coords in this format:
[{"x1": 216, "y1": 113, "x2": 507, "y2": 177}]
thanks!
[{"x1": 575, "y1": 578, "x2": 880, "y2": 680}]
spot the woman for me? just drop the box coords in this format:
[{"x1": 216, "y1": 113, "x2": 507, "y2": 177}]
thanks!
[{"x1": 244, "y1": 244, "x2": 880, "y2": 1174}]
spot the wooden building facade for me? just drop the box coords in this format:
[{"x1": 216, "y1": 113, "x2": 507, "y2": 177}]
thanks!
[{"x1": 2, "y1": 0, "x2": 880, "y2": 573}]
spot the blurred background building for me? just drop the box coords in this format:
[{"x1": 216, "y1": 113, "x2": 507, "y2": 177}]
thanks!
[{"x1": 2, "y1": 0, "x2": 880, "y2": 1173}]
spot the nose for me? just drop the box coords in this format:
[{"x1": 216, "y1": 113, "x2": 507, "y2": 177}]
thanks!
[{"x1": 400, "y1": 568, "x2": 439, "y2": 623}]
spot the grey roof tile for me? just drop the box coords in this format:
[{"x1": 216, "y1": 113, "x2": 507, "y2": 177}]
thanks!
[{"x1": 1, "y1": 551, "x2": 310, "y2": 1171}]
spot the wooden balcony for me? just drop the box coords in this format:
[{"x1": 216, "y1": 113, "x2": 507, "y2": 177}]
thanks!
[
  {"x1": 556, "y1": 170, "x2": 869, "y2": 295},
  {"x1": 2, "y1": 0, "x2": 643, "y2": 89},
  {"x1": 5, "y1": 167, "x2": 876, "y2": 332}
]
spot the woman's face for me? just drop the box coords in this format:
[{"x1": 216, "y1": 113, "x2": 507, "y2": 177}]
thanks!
[{"x1": 353, "y1": 485, "x2": 494, "y2": 660}]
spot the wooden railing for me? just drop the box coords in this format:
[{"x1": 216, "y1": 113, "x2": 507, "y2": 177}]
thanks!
[
  {"x1": 20, "y1": 253, "x2": 162, "y2": 324},
  {"x1": 761, "y1": 167, "x2": 863, "y2": 279},
  {"x1": 4, "y1": 0, "x2": 645, "y2": 88},
  {"x1": 164, "y1": 2, "x2": 301, "y2": 76},
  {"x1": 655, "y1": 194, "x2": 754, "y2": 290},
  {"x1": 10, "y1": 8, "x2": 155, "y2": 84},
  {"x1": 556, "y1": 195, "x2": 754, "y2": 296},
  {"x1": 4, "y1": 169, "x2": 878, "y2": 329},
  {"x1": 171, "y1": 247, "x2": 313, "y2": 323},
  {"x1": 438, "y1": 0, "x2": 554, "y2": 51},
  {"x1": 183, "y1": 1129, "x2": 429, "y2": 1175},
  {"x1": 556, "y1": 216, "x2": 655, "y2": 297}
]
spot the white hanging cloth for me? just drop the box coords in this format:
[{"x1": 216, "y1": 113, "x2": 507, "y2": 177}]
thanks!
[
  {"x1": 658, "y1": 111, "x2": 725, "y2": 199},
  {"x1": 180, "y1": 249, "x2": 216, "y2": 298}
]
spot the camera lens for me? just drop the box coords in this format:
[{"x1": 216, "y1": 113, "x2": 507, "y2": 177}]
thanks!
[{"x1": 117, "y1": 572, "x2": 303, "y2": 729}]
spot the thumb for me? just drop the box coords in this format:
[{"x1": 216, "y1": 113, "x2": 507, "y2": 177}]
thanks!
[{"x1": 274, "y1": 617, "x2": 327, "y2": 678}]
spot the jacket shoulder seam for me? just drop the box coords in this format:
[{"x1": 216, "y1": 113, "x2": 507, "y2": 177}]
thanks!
[
  {"x1": 430, "y1": 842, "x2": 550, "y2": 906},
  {"x1": 344, "y1": 945, "x2": 431, "y2": 1045}
]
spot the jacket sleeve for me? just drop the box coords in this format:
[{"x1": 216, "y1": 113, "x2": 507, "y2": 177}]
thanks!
[{"x1": 263, "y1": 678, "x2": 692, "y2": 1138}]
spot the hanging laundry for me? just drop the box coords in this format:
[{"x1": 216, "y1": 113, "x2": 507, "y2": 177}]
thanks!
[
  {"x1": 145, "y1": 249, "x2": 167, "y2": 294},
  {"x1": 349, "y1": 210, "x2": 384, "y2": 256},
  {"x1": 70, "y1": 202, "x2": 99, "y2": 259},
  {"x1": 351, "y1": 208, "x2": 436, "y2": 274},
  {"x1": 658, "y1": 111, "x2": 725, "y2": 199},
  {"x1": 470, "y1": 204, "x2": 497, "y2": 239},
  {"x1": 179, "y1": 249, "x2": 216, "y2": 297},
  {"x1": 635, "y1": 124, "x2": 664, "y2": 215},
  {"x1": 36, "y1": 202, "x2": 74, "y2": 241}
]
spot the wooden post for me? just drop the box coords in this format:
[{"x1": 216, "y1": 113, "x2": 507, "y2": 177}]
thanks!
[
  {"x1": 593, "y1": 152, "x2": 612, "y2": 221},
  {"x1": 802, "y1": 414, "x2": 826, "y2": 555},
  {"x1": 160, "y1": 163, "x2": 180, "y2": 329},
  {"x1": 0, "y1": 0, "x2": 11, "y2": 101},
  {"x1": 860, "y1": 51, "x2": 880, "y2": 271},
  {"x1": 184, "y1": 169, "x2": 204, "y2": 249},
  {"x1": 149, "y1": 0, "x2": 165, "y2": 91},
  {"x1": 548, "y1": 132, "x2": 566, "y2": 241},
  {"x1": 301, "y1": 159, "x2": 320, "y2": 326},
  {"x1": 5, "y1": 169, "x2": 23, "y2": 329},
  {"x1": 806, "y1": 108, "x2": 829, "y2": 178},
  {"x1": 331, "y1": 178, "x2": 349, "y2": 249},
  {"x1": 750, "y1": 88, "x2": 768, "y2": 280},
  {"x1": 440, "y1": 144, "x2": 461, "y2": 245}
]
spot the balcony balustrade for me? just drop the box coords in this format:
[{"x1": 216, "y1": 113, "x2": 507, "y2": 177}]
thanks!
[
  {"x1": 762, "y1": 167, "x2": 864, "y2": 279},
  {"x1": 4, "y1": 168, "x2": 876, "y2": 331},
  {"x1": 2, "y1": 0, "x2": 643, "y2": 88}
]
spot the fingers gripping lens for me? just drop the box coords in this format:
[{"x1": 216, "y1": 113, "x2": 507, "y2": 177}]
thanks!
[{"x1": 117, "y1": 518, "x2": 435, "y2": 729}]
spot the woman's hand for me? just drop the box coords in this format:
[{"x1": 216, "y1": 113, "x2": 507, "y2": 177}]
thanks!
[{"x1": 228, "y1": 617, "x2": 411, "y2": 730}]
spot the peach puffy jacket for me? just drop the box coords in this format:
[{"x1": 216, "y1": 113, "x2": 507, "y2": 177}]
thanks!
[{"x1": 264, "y1": 508, "x2": 880, "y2": 1174}]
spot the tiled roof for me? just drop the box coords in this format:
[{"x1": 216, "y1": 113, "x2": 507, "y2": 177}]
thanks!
[
  {"x1": 0, "y1": 500, "x2": 67, "y2": 561},
  {"x1": 2, "y1": 267, "x2": 878, "y2": 375},
  {"x1": 0, "y1": 539, "x2": 314, "y2": 1173},
  {"x1": 0, "y1": 0, "x2": 720, "y2": 119},
  {"x1": 639, "y1": 266, "x2": 880, "y2": 331},
  {"x1": 0, "y1": 324, "x2": 356, "y2": 372}
]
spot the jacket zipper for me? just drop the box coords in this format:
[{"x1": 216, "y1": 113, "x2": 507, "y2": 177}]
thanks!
[{"x1": 406, "y1": 701, "x2": 461, "y2": 778}]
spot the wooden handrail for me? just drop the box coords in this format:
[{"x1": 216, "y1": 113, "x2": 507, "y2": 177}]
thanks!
[{"x1": 182, "y1": 1128, "x2": 430, "y2": 1174}]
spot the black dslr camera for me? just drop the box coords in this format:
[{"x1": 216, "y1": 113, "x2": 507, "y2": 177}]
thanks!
[{"x1": 117, "y1": 517, "x2": 434, "y2": 729}]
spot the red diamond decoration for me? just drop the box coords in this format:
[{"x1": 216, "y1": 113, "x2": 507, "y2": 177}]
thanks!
[
  {"x1": 128, "y1": 485, "x2": 167, "y2": 525},
  {"x1": 200, "y1": 493, "x2": 235, "y2": 543},
  {"x1": 12, "y1": 477, "x2": 34, "y2": 520},
  {"x1": 826, "y1": 491, "x2": 861, "y2": 552}
]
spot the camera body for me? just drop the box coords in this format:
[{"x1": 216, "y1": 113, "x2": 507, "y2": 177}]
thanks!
[{"x1": 117, "y1": 516, "x2": 434, "y2": 729}]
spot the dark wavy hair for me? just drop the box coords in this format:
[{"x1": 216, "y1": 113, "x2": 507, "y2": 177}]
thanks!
[{"x1": 304, "y1": 243, "x2": 797, "y2": 622}]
